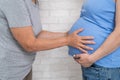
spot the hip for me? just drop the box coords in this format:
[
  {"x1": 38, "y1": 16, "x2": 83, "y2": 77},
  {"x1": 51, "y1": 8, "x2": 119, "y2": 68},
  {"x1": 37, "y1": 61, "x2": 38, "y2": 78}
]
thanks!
[{"x1": 82, "y1": 64, "x2": 120, "y2": 80}]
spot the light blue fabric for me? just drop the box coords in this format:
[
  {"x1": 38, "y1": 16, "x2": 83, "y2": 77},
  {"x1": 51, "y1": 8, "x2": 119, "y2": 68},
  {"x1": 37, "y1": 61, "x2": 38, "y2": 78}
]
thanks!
[
  {"x1": 68, "y1": 0, "x2": 119, "y2": 68},
  {"x1": 0, "y1": 0, "x2": 42, "y2": 79}
]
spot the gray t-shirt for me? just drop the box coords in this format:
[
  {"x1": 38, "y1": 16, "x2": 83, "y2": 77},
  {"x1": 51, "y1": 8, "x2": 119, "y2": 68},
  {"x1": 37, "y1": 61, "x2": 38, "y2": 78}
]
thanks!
[{"x1": 0, "y1": 0, "x2": 42, "y2": 79}]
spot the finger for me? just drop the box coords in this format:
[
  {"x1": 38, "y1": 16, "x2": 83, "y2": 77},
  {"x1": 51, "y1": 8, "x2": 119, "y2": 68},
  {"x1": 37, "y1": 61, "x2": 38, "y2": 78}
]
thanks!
[
  {"x1": 74, "y1": 59, "x2": 80, "y2": 64},
  {"x1": 82, "y1": 40, "x2": 96, "y2": 44},
  {"x1": 74, "y1": 56, "x2": 81, "y2": 59},
  {"x1": 77, "y1": 47, "x2": 88, "y2": 53},
  {"x1": 81, "y1": 36, "x2": 94, "y2": 40},
  {"x1": 78, "y1": 60, "x2": 83, "y2": 64},
  {"x1": 74, "y1": 59, "x2": 81, "y2": 64},
  {"x1": 82, "y1": 52, "x2": 88, "y2": 54},
  {"x1": 74, "y1": 28, "x2": 84, "y2": 34},
  {"x1": 73, "y1": 54, "x2": 80, "y2": 59},
  {"x1": 80, "y1": 44, "x2": 94, "y2": 50}
]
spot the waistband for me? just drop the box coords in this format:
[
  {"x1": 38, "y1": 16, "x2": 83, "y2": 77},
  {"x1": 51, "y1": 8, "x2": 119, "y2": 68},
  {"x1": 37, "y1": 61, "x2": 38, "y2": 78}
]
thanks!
[{"x1": 90, "y1": 64, "x2": 120, "y2": 69}]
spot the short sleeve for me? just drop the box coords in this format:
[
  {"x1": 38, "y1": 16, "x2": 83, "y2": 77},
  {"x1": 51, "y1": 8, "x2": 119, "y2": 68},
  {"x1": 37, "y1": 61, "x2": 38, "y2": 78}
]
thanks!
[{"x1": 1, "y1": 0, "x2": 32, "y2": 28}]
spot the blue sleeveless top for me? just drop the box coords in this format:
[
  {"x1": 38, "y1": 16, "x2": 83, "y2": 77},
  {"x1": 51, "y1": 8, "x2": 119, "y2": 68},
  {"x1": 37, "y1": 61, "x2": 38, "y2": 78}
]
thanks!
[{"x1": 68, "y1": 0, "x2": 119, "y2": 68}]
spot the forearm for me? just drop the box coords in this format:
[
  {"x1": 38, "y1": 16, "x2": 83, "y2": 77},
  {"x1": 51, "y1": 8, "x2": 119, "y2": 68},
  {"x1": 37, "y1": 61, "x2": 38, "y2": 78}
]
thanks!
[
  {"x1": 30, "y1": 36, "x2": 68, "y2": 52},
  {"x1": 90, "y1": 0, "x2": 120, "y2": 62},
  {"x1": 36, "y1": 29, "x2": 95, "y2": 52},
  {"x1": 90, "y1": 30, "x2": 120, "y2": 62},
  {"x1": 12, "y1": 27, "x2": 94, "y2": 53},
  {"x1": 27, "y1": 30, "x2": 68, "y2": 52},
  {"x1": 37, "y1": 30, "x2": 67, "y2": 39}
]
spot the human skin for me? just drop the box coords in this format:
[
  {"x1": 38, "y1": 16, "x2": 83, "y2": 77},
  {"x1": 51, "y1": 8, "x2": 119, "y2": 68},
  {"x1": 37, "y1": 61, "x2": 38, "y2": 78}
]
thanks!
[
  {"x1": 74, "y1": 0, "x2": 120, "y2": 68},
  {"x1": 10, "y1": 0, "x2": 95, "y2": 53}
]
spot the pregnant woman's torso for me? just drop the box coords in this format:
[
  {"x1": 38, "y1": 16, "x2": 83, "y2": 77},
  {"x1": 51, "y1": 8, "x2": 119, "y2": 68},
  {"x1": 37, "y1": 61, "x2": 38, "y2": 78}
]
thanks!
[{"x1": 68, "y1": 0, "x2": 119, "y2": 67}]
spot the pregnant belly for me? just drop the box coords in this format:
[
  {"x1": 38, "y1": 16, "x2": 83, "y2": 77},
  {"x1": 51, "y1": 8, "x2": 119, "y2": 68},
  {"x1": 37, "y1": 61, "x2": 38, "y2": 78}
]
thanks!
[{"x1": 68, "y1": 18, "x2": 111, "y2": 56}]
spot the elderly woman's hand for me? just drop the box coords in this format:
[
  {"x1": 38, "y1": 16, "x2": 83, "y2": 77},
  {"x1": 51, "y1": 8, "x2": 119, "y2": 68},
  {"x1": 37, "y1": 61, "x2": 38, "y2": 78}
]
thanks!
[{"x1": 67, "y1": 28, "x2": 95, "y2": 53}]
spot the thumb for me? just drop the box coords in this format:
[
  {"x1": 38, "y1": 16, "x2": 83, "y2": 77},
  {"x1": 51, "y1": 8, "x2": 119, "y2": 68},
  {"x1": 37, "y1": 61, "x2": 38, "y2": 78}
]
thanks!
[
  {"x1": 74, "y1": 28, "x2": 84, "y2": 34},
  {"x1": 82, "y1": 52, "x2": 88, "y2": 54},
  {"x1": 73, "y1": 54, "x2": 81, "y2": 59}
]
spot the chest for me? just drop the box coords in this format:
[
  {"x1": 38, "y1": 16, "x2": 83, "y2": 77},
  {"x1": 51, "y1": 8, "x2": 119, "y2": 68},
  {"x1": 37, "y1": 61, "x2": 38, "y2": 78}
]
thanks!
[{"x1": 82, "y1": 0, "x2": 115, "y2": 13}]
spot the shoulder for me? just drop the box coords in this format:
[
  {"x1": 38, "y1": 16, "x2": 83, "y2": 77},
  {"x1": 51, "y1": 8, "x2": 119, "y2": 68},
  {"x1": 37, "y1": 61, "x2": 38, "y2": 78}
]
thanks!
[
  {"x1": 0, "y1": 0, "x2": 25, "y2": 3},
  {"x1": 0, "y1": 0, "x2": 28, "y2": 12},
  {"x1": 0, "y1": 0, "x2": 26, "y2": 8}
]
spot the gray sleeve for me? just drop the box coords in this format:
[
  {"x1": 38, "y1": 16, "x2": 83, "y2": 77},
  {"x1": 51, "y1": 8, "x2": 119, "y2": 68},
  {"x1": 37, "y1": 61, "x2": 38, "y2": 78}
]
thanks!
[{"x1": 1, "y1": 0, "x2": 31, "y2": 28}]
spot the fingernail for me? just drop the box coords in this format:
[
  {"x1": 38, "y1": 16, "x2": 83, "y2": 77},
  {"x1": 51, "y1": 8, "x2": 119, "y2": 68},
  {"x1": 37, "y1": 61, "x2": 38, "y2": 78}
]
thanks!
[
  {"x1": 91, "y1": 48, "x2": 94, "y2": 50},
  {"x1": 91, "y1": 37, "x2": 94, "y2": 39},
  {"x1": 73, "y1": 55, "x2": 76, "y2": 57},
  {"x1": 81, "y1": 28, "x2": 84, "y2": 30}
]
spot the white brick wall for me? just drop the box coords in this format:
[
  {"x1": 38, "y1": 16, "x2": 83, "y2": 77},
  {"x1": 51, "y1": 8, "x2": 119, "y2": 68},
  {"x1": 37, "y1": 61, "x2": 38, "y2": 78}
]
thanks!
[{"x1": 33, "y1": 0, "x2": 83, "y2": 80}]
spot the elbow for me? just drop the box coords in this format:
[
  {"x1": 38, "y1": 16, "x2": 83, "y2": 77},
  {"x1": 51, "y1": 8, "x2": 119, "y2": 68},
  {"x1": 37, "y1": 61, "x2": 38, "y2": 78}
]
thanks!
[
  {"x1": 24, "y1": 45, "x2": 35, "y2": 53},
  {"x1": 22, "y1": 40, "x2": 36, "y2": 53}
]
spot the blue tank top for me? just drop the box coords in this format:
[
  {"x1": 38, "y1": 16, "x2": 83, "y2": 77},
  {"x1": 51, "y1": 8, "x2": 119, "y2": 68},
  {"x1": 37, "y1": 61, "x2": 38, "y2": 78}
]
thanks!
[{"x1": 68, "y1": 0, "x2": 119, "y2": 68}]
